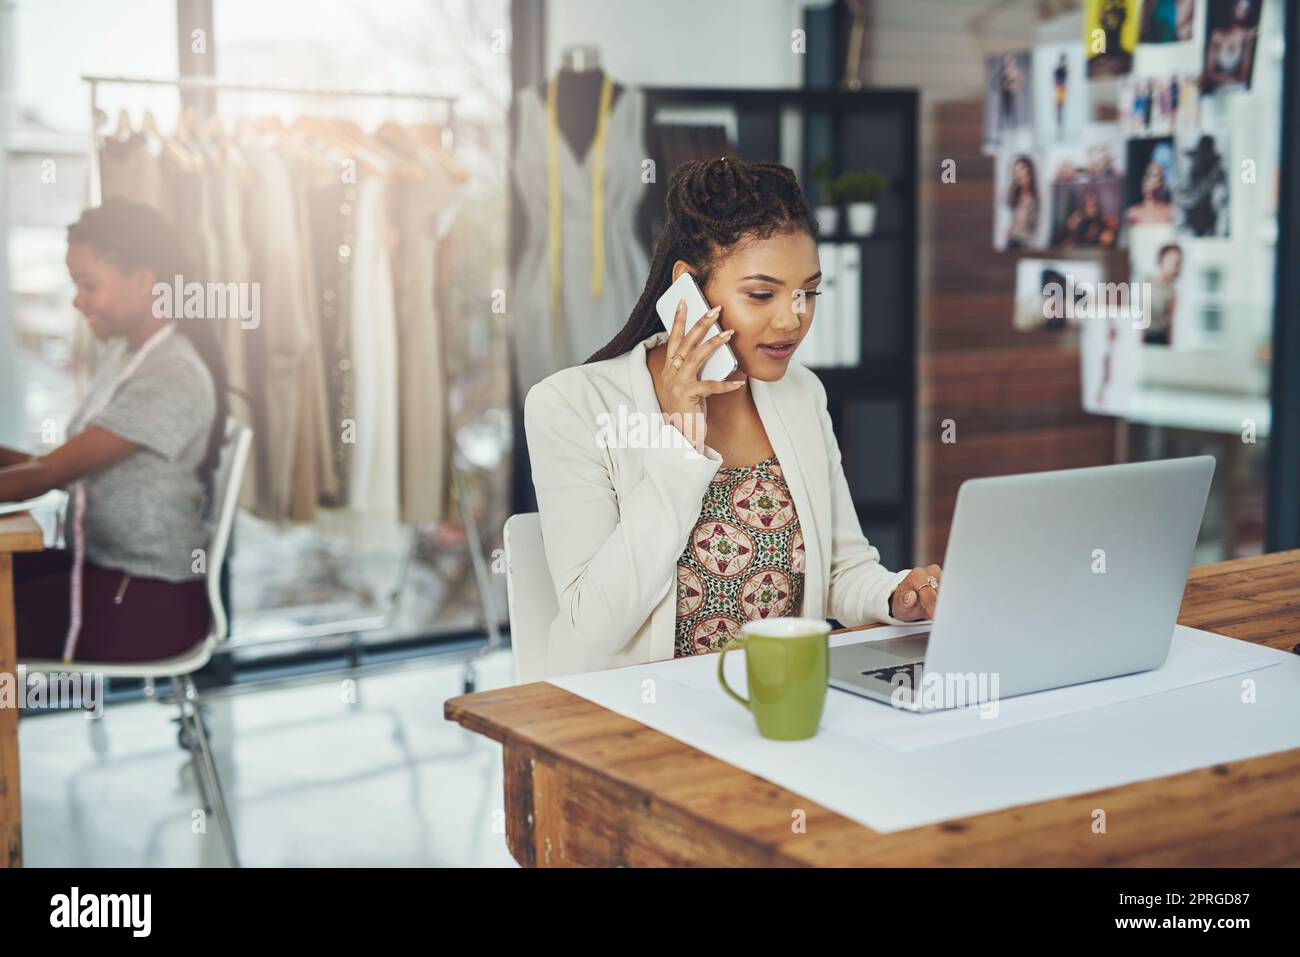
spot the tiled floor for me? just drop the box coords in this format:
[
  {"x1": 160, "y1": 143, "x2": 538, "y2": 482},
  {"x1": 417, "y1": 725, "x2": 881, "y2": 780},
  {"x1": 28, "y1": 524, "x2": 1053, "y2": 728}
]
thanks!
[{"x1": 18, "y1": 648, "x2": 518, "y2": 867}]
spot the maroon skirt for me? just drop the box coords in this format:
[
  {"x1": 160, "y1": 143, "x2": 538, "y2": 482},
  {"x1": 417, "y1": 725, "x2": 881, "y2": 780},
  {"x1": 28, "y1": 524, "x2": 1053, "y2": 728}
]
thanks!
[{"x1": 14, "y1": 550, "x2": 210, "y2": 664}]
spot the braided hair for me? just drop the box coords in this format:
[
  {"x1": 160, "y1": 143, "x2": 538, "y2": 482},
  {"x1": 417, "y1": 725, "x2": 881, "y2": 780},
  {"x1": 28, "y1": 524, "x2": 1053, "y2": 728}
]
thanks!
[
  {"x1": 67, "y1": 199, "x2": 230, "y2": 510},
  {"x1": 587, "y1": 156, "x2": 818, "y2": 363}
]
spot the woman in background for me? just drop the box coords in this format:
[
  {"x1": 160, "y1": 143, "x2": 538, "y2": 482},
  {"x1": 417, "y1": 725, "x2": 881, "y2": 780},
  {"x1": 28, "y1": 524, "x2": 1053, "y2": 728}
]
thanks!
[{"x1": 0, "y1": 199, "x2": 227, "y2": 662}]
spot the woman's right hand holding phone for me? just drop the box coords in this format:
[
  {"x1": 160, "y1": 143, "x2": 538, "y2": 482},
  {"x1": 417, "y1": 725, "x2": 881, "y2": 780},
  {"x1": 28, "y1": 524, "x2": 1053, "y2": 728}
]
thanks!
[{"x1": 660, "y1": 299, "x2": 746, "y2": 450}]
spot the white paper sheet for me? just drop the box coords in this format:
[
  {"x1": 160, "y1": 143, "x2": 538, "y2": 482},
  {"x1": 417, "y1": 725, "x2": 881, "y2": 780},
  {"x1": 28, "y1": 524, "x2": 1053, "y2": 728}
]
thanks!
[
  {"x1": 837, "y1": 626, "x2": 1277, "y2": 750},
  {"x1": 549, "y1": 626, "x2": 1300, "y2": 833}
]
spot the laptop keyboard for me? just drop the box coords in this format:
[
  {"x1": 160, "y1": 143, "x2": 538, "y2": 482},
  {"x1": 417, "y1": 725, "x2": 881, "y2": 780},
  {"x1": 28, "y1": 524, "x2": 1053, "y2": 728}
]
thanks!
[{"x1": 861, "y1": 661, "x2": 925, "y2": 684}]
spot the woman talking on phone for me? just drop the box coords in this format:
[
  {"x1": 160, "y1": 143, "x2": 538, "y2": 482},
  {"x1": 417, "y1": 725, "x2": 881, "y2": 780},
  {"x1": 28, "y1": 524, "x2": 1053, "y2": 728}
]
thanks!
[{"x1": 525, "y1": 156, "x2": 941, "y2": 677}]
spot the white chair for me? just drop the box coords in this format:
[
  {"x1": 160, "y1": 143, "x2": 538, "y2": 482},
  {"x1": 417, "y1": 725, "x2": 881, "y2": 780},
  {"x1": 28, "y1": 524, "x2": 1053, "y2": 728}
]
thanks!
[
  {"x1": 502, "y1": 513, "x2": 557, "y2": 684},
  {"x1": 22, "y1": 418, "x2": 252, "y2": 867}
]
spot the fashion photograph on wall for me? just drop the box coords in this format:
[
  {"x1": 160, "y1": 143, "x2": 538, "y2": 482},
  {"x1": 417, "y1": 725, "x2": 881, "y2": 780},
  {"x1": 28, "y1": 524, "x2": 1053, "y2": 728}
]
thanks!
[
  {"x1": 1202, "y1": 0, "x2": 1263, "y2": 92},
  {"x1": 1119, "y1": 72, "x2": 1201, "y2": 136},
  {"x1": 1033, "y1": 41, "x2": 1088, "y2": 147},
  {"x1": 1046, "y1": 125, "x2": 1125, "y2": 248},
  {"x1": 1173, "y1": 129, "x2": 1232, "y2": 237},
  {"x1": 1123, "y1": 135, "x2": 1177, "y2": 225},
  {"x1": 1011, "y1": 256, "x2": 1103, "y2": 331},
  {"x1": 1139, "y1": 0, "x2": 1199, "y2": 43},
  {"x1": 1085, "y1": 0, "x2": 1141, "y2": 77},
  {"x1": 1129, "y1": 223, "x2": 1188, "y2": 347},
  {"x1": 983, "y1": 50, "x2": 1035, "y2": 154},
  {"x1": 993, "y1": 150, "x2": 1049, "y2": 250},
  {"x1": 1079, "y1": 291, "x2": 1141, "y2": 415}
]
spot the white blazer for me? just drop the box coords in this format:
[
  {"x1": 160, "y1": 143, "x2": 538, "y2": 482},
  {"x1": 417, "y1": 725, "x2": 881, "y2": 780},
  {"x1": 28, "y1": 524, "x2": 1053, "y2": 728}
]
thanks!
[{"x1": 524, "y1": 331, "x2": 913, "y2": 678}]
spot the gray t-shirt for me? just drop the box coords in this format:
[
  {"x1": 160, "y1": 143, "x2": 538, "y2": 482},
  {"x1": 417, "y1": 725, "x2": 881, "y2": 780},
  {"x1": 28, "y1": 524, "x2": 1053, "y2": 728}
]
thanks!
[{"x1": 66, "y1": 331, "x2": 217, "y2": 582}]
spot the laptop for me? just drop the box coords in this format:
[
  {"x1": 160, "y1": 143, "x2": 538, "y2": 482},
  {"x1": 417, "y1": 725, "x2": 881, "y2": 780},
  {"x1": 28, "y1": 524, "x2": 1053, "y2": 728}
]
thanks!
[{"x1": 829, "y1": 456, "x2": 1215, "y2": 712}]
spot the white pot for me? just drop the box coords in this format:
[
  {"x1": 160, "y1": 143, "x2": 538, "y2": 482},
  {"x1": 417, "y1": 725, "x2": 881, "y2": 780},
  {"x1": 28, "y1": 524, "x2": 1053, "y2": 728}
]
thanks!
[
  {"x1": 815, "y1": 205, "x2": 839, "y2": 235},
  {"x1": 847, "y1": 202, "x2": 877, "y2": 236}
]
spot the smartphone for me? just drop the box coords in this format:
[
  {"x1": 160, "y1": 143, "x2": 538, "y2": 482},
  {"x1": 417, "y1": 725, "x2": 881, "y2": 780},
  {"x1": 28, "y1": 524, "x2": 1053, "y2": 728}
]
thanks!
[{"x1": 654, "y1": 272, "x2": 738, "y2": 382}]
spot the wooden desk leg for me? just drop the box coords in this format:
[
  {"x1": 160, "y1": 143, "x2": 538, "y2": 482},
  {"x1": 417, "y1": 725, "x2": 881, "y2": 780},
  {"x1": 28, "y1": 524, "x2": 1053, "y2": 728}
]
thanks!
[
  {"x1": 502, "y1": 745, "x2": 553, "y2": 867},
  {"x1": 0, "y1": 553, "x2": 21, "y2": 868}
]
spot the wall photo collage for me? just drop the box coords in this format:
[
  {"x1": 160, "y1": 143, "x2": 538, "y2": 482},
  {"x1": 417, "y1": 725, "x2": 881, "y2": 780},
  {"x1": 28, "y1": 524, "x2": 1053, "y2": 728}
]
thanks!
[{"x1": 985, "y1": 0, "x2": 1270, "y2": 417}]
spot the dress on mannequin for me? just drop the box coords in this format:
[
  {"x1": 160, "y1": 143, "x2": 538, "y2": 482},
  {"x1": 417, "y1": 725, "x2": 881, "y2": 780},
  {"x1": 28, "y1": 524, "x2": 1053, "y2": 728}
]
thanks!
[{"x1": 510, "y1": 68, "x2": 649, "y2": 395}]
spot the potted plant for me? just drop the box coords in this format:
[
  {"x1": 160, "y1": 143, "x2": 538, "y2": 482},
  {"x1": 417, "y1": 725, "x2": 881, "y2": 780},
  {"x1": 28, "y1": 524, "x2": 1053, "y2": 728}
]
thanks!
[
  {"x1": 833, "y1": 170, "x2": 890, "y2": 236},
  {"x1": 810, "y1": 159, "x2": 839, "y2": 235}
]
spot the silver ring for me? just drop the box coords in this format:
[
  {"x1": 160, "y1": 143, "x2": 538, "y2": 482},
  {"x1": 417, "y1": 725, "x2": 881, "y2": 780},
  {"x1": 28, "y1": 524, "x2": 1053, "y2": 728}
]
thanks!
[{"x1": 925, "y1": 575, "x2": 940, "y2": 593}]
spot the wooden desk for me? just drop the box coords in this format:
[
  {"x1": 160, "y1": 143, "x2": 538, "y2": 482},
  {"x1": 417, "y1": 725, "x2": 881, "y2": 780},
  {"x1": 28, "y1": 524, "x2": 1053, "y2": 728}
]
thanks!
[
  {"x1": 0, "y1": 512, "x2": 43, "y2": 869},
  {"x1": 445, "y1": 551, "x2": 1300, "y2": 866}
]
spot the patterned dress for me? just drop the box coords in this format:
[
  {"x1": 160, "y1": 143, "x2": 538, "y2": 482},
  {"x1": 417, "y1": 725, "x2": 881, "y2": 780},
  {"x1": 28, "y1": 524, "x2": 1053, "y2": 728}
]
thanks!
[{"x1": 674, "y1": 455, "x2": 806, "y2": 657}]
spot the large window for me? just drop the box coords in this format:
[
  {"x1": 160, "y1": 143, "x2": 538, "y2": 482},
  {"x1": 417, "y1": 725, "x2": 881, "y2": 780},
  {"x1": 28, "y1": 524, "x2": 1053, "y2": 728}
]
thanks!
[
  {"x1": 208, "y1": 0, "x2": 512, "y2": 648},
  {"x1": 2, "y1": 0, "x2": 513, "y2": 656},
  {"x1": 5, "y1": 0, "x2": 176, "y2": 448}
]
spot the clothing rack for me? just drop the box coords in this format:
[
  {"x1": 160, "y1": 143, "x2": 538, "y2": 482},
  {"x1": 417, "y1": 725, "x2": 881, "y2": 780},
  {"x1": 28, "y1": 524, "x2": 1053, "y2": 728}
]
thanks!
[
  {"x1": 83, "y1": 73, "x2": 458, "y2": 208},
  {"x1": 81, "y1": 74, "x2": 502, "y2": 688}
]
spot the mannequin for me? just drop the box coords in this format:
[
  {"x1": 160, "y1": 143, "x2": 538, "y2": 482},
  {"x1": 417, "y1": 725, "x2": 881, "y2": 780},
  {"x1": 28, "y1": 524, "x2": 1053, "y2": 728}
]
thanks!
[
  {"x1": 510, "y1": 43, "x2": 649, "y2": 395},
  {"x1": 545, "y1": 45, "x2": 624, "y2": 160}
]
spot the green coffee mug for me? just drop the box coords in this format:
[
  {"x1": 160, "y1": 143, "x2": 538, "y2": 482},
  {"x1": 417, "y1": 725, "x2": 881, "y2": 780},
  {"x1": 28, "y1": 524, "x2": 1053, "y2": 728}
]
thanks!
[{"x1": 717, "y1": 617, "x2": 831, "y2": 740}]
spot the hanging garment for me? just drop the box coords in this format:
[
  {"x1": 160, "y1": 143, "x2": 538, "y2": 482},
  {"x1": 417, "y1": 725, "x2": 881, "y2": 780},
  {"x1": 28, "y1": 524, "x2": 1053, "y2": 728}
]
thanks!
[
  {"x1": 510, "y1": 77, "x2": 649, "y2": 395},
  {"x1": 193, "y1": 137, "x2": 225, "y2": 281},
  {"x1": 158, "y1": 145, "x2": 212, "y2": 282},
  {"x1": 216, "y1": 140, "x2": 277, "y2": 517},
  {"x1": 389, "y1": 154, "x2": 460, "y2": 526},
  {"x1": 191, "y1": 135, "x2": 227, "y2": 287},
  {"x1": 302, "y1": 166, "x2": 359, "y2": 507},
  {"x1": 340, "y1": 171, "x2": 402, "y2": 540},
  {"x1": 284, "y1": 145, "x2": 341, "y2": 520},
  {"x1": 215, "y1": 140, "x2": 256, "y2": 458},
  {"x1": 238, "y1": 137, "x2": 315, "y2": 521},
  {"x1": 97, "y1": 133, "x2": 165, "y2": 210}
]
